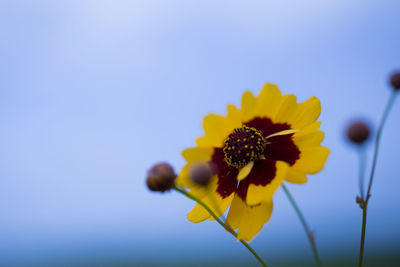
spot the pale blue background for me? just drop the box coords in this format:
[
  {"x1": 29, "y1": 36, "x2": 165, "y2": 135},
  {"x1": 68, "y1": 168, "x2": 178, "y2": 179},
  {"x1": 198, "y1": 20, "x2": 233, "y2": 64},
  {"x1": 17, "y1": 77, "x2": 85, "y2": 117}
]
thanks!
[{"x1": 1, "y1": 0, "x2": 400, "y2": 266}]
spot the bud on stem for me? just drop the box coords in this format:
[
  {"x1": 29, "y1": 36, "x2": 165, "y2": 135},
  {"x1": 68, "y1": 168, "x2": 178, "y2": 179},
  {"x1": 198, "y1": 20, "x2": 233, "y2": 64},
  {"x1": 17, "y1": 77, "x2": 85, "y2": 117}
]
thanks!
[
  {"x1": 146, "y1": 162, "x2": 176, "y2": 192},
  {"x1": 346, "y1": 121, "x2": 371, "y2": 145},
  {"x1": 189, "y1": 162, "x2": 213, "y2": 186}
]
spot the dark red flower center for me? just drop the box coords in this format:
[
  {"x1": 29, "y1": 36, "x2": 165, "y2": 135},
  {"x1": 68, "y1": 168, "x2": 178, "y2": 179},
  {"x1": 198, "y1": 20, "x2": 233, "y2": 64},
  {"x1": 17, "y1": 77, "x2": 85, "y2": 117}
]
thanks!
[
  {"x1": 223, "y1": 126, "x2": 265, "y2": 169},
  {"x1": 210, "y1": 117, "x2": 301, "y2": 201}
]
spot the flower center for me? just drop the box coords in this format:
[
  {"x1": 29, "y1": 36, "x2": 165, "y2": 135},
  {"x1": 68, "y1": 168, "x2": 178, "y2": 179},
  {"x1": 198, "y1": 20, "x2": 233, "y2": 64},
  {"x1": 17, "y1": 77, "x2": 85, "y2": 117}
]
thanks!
[{"x1": 223, "y1": 126, "x2": 266, "y2": 168}]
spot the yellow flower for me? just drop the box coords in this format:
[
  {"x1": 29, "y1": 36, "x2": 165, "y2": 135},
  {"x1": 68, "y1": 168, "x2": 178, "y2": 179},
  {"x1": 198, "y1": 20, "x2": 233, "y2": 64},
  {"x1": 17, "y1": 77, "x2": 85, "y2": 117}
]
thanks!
[{"x1": 176, "y1": 83, "x2": 329, "y2": 241}]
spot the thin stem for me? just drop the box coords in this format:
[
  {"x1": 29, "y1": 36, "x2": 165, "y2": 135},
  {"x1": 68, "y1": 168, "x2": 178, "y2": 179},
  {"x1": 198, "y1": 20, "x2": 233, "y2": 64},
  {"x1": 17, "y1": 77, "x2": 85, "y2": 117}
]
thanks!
[
  {"x1": 172, "y1": 185, "x2": 268, "y2": 267},
  {"x1": 365, "y1": 91, "x2": 397, "y2": 203},
  {"x1": 359, "y1": 207, "x2": 367, "y2": 267},
  {"x1": 282, "y1": 184, "x2": 322, "y2": 267},
  {"x1": 358, "y1": 91, "x2": 397, "y2": 267},
  {"x1": 357, "y1": 147, "x2": 367, "y2": 201},
  {"x1": 357, "y1": 147, "x2": 367, "y2": 267}
]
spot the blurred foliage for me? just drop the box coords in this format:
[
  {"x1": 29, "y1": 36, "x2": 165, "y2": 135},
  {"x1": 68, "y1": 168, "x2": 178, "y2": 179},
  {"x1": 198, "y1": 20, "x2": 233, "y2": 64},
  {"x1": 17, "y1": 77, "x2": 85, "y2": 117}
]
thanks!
[{"x1": 28, "y1": 254, "x2": 400, "y2": 267}]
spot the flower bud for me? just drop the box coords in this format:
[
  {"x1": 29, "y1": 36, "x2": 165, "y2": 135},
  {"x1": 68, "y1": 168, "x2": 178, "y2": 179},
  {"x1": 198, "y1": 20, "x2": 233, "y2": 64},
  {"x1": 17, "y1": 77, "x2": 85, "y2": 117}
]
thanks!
[
  {"x1": 390, "y1": 71, "x2": 400, "y2": 90},
  {"x1": 189, "y1": 162, "x2": 213, "y2": 186},
  {"x1": 346, "y1": 121, "x2": 371, "y2": 144},
  {"x1": 146, "y1": 162, "x2": 176, "y2": 192}
]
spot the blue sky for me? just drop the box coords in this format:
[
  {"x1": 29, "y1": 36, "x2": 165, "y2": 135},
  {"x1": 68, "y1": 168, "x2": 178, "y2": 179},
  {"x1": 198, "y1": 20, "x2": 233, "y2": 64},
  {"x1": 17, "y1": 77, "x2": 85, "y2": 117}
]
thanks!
[{"x1": 1, "y1": 0, "x2": 400, "y2": 265}]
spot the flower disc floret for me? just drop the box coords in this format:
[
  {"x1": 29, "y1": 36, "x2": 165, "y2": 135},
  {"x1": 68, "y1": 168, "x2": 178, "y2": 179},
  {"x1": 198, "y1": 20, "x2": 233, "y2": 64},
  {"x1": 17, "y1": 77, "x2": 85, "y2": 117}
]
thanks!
[{"x1": 223, "y1": 126, "x2": 266, "y2": 168}]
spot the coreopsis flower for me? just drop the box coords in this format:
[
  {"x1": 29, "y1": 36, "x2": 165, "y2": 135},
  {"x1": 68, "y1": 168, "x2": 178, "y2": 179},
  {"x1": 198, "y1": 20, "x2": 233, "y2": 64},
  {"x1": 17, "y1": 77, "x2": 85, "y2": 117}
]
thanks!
[{"x1": 176, "y1": 83, "x2": 329, "y2": 241}]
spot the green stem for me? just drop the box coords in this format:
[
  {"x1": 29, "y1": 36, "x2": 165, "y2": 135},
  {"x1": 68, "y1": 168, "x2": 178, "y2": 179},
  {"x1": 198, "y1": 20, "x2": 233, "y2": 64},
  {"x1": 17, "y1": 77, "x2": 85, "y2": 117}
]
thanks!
[
  {"x1": 365, "y1": 91, "x2": 397, "y2": 203},
  {"x1": 358, "y1": 91, "x2": 397, "y2": 267},
  {"x1": 282, "y1": 184, "x2": 322, "y2": 267},
  {"x1": 172, "y1": 185, "x2": 268, "y2": 267},
  {"x1": 357, "y1": 147, "x2": 367, "y2": 201},
  {"x1": 359, "y1": 207, "x2": 367, "y2": 267}
]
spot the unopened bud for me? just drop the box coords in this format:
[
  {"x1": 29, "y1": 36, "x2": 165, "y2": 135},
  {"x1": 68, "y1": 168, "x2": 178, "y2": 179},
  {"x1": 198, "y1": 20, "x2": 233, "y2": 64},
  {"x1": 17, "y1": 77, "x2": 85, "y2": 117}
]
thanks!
[
  {"x1": 390, "y1": 71, "x2": 400, "y2": 90},
  {"x1": 146, "y1": 162, "x2": 176, "y2": 192},
  {"x1": 346, "y1": 121, "x2": 371, "y2": 144},
  {"x1": 189, "y1": 162, "x2": 213, "y2": 186}
]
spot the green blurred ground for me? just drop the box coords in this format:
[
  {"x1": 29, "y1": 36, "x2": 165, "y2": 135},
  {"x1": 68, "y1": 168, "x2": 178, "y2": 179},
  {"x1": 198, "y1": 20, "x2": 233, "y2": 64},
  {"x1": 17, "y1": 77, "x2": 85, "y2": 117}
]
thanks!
[{"x1": 38, "y1": 254, "x2": 400, "y2": 267}]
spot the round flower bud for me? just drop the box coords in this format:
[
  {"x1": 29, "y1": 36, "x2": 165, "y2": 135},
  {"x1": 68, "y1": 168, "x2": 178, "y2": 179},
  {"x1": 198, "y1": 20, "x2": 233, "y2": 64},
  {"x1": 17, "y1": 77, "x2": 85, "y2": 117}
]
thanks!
[
  {"x1": 189, "y1": 162, "x2": 213, "y2": 186},
  {"x1": 390, "y1": 71, "x2": 400, "y2": 90},
  {"x1": 346, "y1": 121, "x2": 371, "y2": 144},
  {"x1": 146, "y1": 162, "x2": 176, "y2": 192}
]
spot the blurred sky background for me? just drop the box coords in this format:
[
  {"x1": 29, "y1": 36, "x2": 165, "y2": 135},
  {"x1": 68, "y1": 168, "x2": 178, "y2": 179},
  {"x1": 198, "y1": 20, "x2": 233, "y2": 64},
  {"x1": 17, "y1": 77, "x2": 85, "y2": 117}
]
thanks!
[{"x1": 1, "y1": 0, "x2": 400, "y2": 266}]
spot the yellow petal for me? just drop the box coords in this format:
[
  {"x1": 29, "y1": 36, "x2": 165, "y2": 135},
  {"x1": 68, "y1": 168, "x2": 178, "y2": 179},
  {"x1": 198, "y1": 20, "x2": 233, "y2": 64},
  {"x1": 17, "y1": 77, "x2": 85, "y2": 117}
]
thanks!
[
  {"x1": 187, "y1": 202, "x2": 211, "y2": 223},
  {"x1": 294, "y1": 121, "x2": 321, "y2": 137},
  {"x1": 273, "y1": 94, "x2": 298, "y2": 123},
  {"x1": 293, "y1": 146, "x2": 330, "y2": 174},
  {"x1": 246, "y1": 161, "x2": 288, "y2": 205},
  {"x1": 225, "y1": 194, "x2": 247, "y2": 230},
  {"x1": 208, "y1": 193, "x2": 234, "y2": 221},
  {"x1": 294, "y1": 130, "x2": 325, "y2": 148},
  {"x1": 285, "y1": 168, "x2": 308, "y2": 184},
  {"x1": 226, "y1": 195, "x2": 274, "y2": 241},
  {"x1": 195, "y1": 114, "x2": 232, "y2": 147},
  {"x1": 265, "y1": 129, "x2": 299, "y2": 140},
  {"x1": 255, "y1": 83, "x2": 283, "y2": 118},
  {"x1": 237, "y1": 161, "x2": 254, "y2": 181},
  {"x1": 290, "y1": 96, "x2": 321, "y2": 129},
  {"x1": 182, "y1": 147, "x2": 214, "y2": 163},
  {"x1": 226, "y1": 104, "x2": 243, "y2": 128},
  {"x1": 175, "y1": 164, "x2": 192, "y2": 188},
  {"x1": 241, "y1": 91, "x2": 257, "y2": 121},
  {"x1": 237, "y1": 201, "x2": 273, "y2": 241},
  {"x1": 196, "y1": 110, "x2": 242, "y2": 147},
  {"x1": 187, "y1": 188, "x2": 234, "y2": 223}
]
